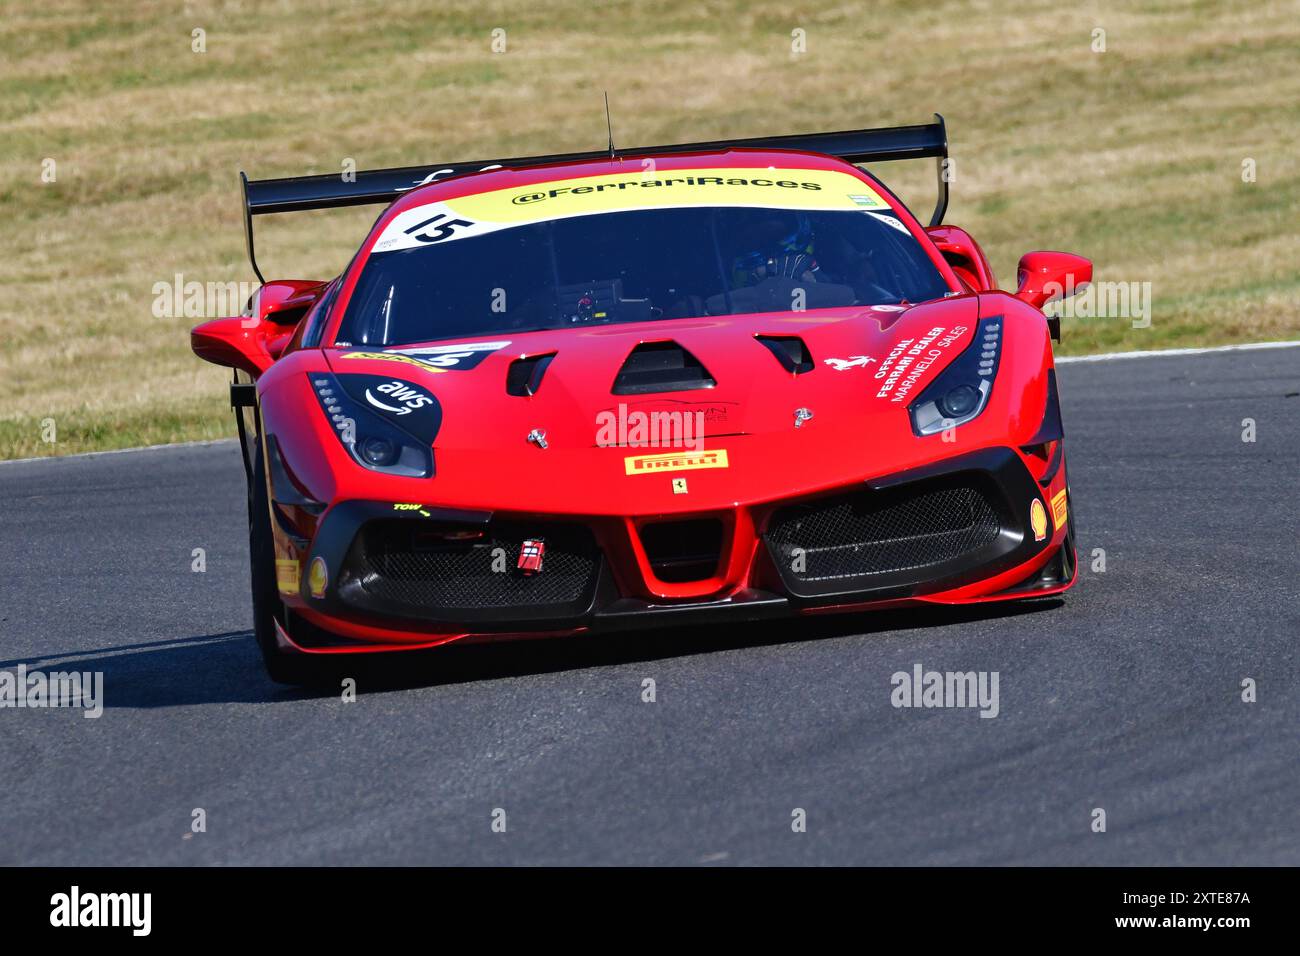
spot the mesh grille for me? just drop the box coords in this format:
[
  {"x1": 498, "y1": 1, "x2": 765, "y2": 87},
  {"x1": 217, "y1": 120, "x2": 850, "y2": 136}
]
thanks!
[
  {"x1": 347, "y1": 520, "x2": 599, "y2": 611},
  {"x1": 766, "y1": 483, "x2": 1000, "y2": 583}
]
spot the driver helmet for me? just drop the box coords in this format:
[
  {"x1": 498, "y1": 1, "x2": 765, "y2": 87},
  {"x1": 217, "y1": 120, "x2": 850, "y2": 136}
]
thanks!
[{"x1": 731, "y1": 211, "x2": 819, "y2": 285}]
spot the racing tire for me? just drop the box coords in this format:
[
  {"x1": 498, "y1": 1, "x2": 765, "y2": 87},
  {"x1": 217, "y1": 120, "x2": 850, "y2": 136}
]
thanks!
[{"x1": 249, "y1": 440, "x2": 332, "y2": 686}]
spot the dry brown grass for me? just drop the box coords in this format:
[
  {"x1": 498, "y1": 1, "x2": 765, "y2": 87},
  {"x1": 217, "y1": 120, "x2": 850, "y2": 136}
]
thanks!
[{"x1": 2, "y1": 0, "x2": 1297, "y2": 458}]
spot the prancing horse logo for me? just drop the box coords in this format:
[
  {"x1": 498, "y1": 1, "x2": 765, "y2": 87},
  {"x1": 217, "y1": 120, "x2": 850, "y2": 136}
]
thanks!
[{"x1": 824, "y1": 355, "x2": 878, "y2": 371}]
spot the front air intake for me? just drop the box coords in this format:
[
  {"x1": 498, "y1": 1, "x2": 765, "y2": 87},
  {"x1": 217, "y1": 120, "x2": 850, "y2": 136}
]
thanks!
[
  {"x1": 764, "y1": 476, "x2": 1004, "y2": 598},
  {"x1": 612, "y1": 341, "x2": 716, "y2": 395},
  {"x1": 340, "y1": 519, "x2": 601, "y2": 622},
  {"x1": 755, "y1": 335, "x2": 815, "y2": 374},
  {"x1": 639, "y1": 518, "x2": 724, "y2": 583}
]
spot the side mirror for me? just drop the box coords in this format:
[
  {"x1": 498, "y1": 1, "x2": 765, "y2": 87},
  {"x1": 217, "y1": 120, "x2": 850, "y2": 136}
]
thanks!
[
  {"x1": 1015, "y1": 251, "x2": 1092, "y2": 310},
  {"x1": 190, "y1": 279, "x2": 327, "y2": 376},
  {"x1": 191, "y1": 316, "x2": 279, "y2": 376}
]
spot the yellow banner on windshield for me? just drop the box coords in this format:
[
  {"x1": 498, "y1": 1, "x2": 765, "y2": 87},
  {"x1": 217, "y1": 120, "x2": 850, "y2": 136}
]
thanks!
[
  {"x1": 451, "y1": 167, "x2": 887, "y2": 221},
  {"x1": 372, "y1": 167, "x2": 890, "y2": 253}
]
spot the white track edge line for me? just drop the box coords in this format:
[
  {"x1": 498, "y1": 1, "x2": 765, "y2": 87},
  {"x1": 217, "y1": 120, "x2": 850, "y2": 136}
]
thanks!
[
  {"x1": 0, "y1": 438, "x2": 237, "y2": 467},
  {"x1": 1056, "y1": 340, "x2": 1300, "y2": 363}
]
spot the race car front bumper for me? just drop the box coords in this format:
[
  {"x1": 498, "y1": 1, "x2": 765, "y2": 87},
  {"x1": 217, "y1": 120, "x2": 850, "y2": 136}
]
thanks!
[{"x1": 278, "y1": 445, "x2": 1073, "y2": 651}]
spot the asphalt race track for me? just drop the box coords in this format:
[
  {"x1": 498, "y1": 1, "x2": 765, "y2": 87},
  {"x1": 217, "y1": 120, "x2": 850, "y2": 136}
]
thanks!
[{"x1": 2, "y1": 346, "x2": 1297, "y2": 866}]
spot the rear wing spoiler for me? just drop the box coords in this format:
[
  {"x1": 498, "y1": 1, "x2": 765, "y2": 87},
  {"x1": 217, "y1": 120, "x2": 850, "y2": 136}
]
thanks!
[{"x1": 240, "y1": 114, "x2": 948, "y2": 283}]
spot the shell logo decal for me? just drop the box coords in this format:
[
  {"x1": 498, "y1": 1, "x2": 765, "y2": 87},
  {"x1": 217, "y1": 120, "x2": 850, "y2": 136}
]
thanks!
[
  {"x1": 308, "y1": 557, "x2": 329, "y2": 598},
  {"x1": 1030, "y1": 499, "x2": 1049, "y2": 542}
]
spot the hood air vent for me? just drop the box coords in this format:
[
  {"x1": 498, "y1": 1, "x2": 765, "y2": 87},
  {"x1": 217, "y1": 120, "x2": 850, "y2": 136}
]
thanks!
[
  {"x1": 755, "y1": 335, "x2": 815, "y2": 374},
  {"x1": 612, "y1": 341, "x2": 716, "y2": 395},
  {"x1": 506, "y1": 353, "x2": 556, "y2": 396}
]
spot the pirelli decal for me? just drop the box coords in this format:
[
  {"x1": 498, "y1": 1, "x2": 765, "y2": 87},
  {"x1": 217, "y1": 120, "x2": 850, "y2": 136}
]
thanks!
[
  {"x1": 275, "y1": 558, "x2": 300, "y2": 596},
  {"x1": 624, "y1": 449, "x2": 729, "y2": 476},
  {"x1": 1051, "y1": 488, "x2": 1069, "y2": 530}
]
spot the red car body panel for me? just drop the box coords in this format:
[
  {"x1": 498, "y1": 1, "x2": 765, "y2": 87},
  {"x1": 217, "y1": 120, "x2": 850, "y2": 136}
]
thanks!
[{"x1": 195, "y1": 141, "x2": 1082, "y2": 656}]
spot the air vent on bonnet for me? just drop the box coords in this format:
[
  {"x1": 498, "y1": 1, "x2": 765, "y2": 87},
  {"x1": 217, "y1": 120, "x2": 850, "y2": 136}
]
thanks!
[
  {"x1": 505, "y1": 353, "x2": 556, "y2": 396},
  {"x1": 612, "y1": 341, "x2": 716, "y2": 395},
  {"x1": 755, "y1": 335, "x2": 815, "y2": 374}
]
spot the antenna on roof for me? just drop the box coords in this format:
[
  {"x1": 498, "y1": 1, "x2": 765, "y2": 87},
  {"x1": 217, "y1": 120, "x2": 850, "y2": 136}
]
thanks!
[{"x1": 604, "y1": 92, "x2": 616, "y2": 158}]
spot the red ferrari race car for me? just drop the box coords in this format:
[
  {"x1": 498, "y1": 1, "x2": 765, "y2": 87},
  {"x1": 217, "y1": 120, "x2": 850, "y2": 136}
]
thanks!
[{"x1": 192, "y1": 116, "x2": 1091, "y2": 684}]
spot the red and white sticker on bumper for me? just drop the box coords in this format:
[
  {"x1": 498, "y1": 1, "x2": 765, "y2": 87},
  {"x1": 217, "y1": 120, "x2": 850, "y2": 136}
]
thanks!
[{"x1": 518, "y1": 539, "x2": 545, "y2": 574}]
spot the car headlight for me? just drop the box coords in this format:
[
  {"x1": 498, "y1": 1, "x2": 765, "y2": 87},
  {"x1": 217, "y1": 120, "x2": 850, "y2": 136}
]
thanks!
[
  {"x1": 908, "y1": 316, "x2": 1003, "y2": 436},
  {"x1": 310, "y1": 373, "x2": 434, "y2": 477}
]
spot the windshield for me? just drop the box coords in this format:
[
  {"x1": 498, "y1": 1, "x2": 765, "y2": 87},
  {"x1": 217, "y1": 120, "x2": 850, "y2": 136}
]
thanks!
[{"x1": 338, "y1": 205, "x2": 951, "y2": 347}]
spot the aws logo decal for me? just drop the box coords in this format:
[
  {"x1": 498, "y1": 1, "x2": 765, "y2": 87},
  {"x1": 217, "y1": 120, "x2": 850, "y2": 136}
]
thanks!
[
  {"x1": 336, "y1": 374, "x2": 444, "y2": 446},
  {"x1": 365, "y1": 380, "x2": 434, "y2": 416}
]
